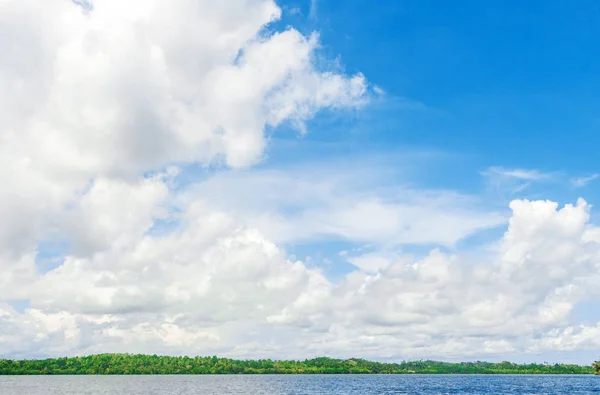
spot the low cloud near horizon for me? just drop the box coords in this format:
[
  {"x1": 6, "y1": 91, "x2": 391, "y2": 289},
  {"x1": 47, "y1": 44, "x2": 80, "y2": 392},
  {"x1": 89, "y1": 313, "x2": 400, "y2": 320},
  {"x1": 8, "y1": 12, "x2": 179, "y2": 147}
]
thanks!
[{"x1": 1, "y1": 0, "x2": 600, "y2": 364}]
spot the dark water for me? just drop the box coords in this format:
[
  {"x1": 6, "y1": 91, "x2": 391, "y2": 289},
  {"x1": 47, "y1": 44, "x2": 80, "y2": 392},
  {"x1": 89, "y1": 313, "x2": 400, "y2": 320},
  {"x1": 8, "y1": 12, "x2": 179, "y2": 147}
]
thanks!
[{"x1": 1, "y1": 375, "x2": 599, "y2": 394}]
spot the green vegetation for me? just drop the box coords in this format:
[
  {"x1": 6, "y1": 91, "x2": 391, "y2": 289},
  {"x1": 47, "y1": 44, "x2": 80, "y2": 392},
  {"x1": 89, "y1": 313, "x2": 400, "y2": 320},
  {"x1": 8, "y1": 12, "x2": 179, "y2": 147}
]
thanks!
[
  {"x1": 0, "y1": 354, "x2": 596, "y2": 375},
  {"x1": 594, "y1": 360, "x2": 600, "y2": 375}
]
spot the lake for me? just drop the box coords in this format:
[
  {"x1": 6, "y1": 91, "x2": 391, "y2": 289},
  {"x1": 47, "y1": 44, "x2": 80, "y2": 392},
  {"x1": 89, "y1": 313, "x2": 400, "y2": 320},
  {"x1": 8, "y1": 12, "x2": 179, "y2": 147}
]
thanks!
[{"x1": 1, "y1": 374, "x2": 599, "y2": 394}]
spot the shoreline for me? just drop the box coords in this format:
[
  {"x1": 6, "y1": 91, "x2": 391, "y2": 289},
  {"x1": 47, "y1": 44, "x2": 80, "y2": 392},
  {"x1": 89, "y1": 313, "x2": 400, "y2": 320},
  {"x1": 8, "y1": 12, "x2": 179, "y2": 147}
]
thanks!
[{"x1": 1, "y1": 354, "x2": 596, "y2": 375}]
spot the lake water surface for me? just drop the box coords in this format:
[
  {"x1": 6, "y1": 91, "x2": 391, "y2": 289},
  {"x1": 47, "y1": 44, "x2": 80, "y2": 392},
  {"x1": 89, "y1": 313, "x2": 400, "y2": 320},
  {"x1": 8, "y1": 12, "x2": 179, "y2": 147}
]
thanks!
[{"x1": 1, "y1": 374, "x2": 599, "y2": 394}]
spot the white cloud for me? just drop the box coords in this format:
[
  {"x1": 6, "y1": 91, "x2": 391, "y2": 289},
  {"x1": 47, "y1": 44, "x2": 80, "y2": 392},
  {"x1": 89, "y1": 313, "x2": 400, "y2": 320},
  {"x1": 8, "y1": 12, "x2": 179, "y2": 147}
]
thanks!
[
  {"x1": 2, "y1": 196, "x2": 600, "y2": 361},
  {"x1": 262, "y1": 199, "x2": 600, "y2": 358},
  {"x1": 0, "y1": 0, "x2": 366, "y2": 357},
  {"x1": 0, "y1": 0, "x2": 367, "y2": 259},
  {"x1": 530, "y1": 324, "x2": 600, "y2": 352},
  {"x1": 61, "y1": 174, "x2": 171, "y2": 256},
  {"x1": 31, "y1": 202, "x2": 327, "y2": 318}
]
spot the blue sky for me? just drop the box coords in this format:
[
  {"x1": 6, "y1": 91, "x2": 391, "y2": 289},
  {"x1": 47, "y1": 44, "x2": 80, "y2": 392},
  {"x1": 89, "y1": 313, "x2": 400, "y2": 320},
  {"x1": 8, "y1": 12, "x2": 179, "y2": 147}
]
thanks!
[
  {"x1": 2, "y1": 0, "x2": 600, "y2": 363},
  {"x1": 276, "y1": 0, "x2": 600, "y2": 178},
  {"x1": 308, "y1": 0, "x2": 595, "y2": 167},
  {"x1": 258, "y1": 0, "x2": 600, "y2": 257}
]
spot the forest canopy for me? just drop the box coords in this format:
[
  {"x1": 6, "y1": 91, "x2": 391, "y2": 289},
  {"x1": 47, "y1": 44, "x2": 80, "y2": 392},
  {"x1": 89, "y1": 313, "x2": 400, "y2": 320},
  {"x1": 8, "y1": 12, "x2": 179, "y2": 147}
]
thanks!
[{"x1": 0, "y1": 354, "x2": 597, "y2": 375}]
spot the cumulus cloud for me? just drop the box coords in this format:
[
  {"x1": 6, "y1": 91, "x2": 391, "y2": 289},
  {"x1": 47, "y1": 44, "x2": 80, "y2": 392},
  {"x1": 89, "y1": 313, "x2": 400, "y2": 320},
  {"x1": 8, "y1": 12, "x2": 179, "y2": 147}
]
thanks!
[
  {"x1": 2, "y1": 194, "x2": 600, "y2": 360},
  {"x1": 530, "y1": 324, "x2": 600, "y2": 352},
  {"x1": 0, "y1": 0, "x2": 367, "y2": 257},
  {"x1": 61, "y1": 174, "x2": 172, "y2": 256},
  {"x1": 0, "y1": 0, "x2": 369, "y2": 358}
]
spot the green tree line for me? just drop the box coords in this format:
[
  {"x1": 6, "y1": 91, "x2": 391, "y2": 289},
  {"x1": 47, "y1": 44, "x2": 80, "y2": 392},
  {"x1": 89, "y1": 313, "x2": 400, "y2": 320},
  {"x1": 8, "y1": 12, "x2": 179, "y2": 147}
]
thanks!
[{"x1": 0, "y1": 354, "x2": 597, "y2": 375}]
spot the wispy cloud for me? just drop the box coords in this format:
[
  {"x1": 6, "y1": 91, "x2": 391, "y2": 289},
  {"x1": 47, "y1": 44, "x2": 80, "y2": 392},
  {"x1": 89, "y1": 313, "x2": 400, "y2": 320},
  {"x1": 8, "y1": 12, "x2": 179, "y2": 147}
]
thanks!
[
  {"x1": 286, "y1": 6, "x2": 302, "y2": 16},
  {"x1": 372, "y1": 85, "x2": 386, "y2": 96},
  {"x1": 482, "y1": 167, "x2": 552, "y2": 181},
  {"x1": 480, "y1": 167, "x2": 556, "y2": 201},
  {"x1": 180, "y1": 158, "x2": 506, "y2": 249},
  {"x1": 571, "y1": 174, "x2": 599, "y2": 188},
  {"x1": 309, "y1": 0, "x2": 318, "y2": 20},
  {"x1": 511, "y1": 182, "x2": 531, "y2": 194}
]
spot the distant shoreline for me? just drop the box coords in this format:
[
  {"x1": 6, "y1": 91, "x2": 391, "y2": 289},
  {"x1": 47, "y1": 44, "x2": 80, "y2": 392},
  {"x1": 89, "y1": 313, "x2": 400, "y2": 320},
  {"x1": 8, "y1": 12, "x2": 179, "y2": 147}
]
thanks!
[{"x1": 0, "y1": 354, "x2": 597, "y2": 375}]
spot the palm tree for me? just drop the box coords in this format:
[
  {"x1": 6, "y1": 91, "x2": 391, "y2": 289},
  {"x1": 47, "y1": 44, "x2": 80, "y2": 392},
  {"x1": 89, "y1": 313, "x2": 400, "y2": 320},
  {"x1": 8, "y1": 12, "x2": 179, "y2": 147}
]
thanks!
[{"x1": 593, "y1": 360, "x2": 600, "y2": 375}]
